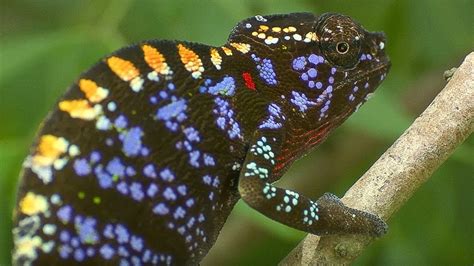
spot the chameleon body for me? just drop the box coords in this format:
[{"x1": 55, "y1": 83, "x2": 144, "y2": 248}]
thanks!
[{"x1": 12, "y1": 12, "x2": 390, "y2": 265}]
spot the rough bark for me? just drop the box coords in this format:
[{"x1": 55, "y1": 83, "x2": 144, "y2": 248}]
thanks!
[{"x1": 280, "y1": 52, "x2": 474, "y2": 265}]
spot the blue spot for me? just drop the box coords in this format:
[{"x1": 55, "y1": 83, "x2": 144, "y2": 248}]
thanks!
[
  {"x1": 59, "y1": 245, "x2": 72, "y2": 259},
  {"x1": 290, "y1": 91, "x2": 317, "y2": 112},
  {"x1": 155, "y1": 98, "x2": 187, "y2": 131},
  {"x1": 125, "y1": 166, "x2": 136, "y2": 176},
  {"x1": 177, "y1": 185, "x2": 187, "y2": 196},
  {"x1": 174, "y1": 207, "x2": 186, "y2": 219},
  {"x1": 114, "y1": 115, "x2": 128, "y2": 129},
  {"x1": 130, "y1": 182, "x2": 144, "y2": 201},
  {"x1": 308, "y1": 68, "x2": 317, "y2": 78},
  {"x1": 90, "y1": 151, "x2": 101, "y2": 163},
  {"x1": 131, "y1": 236, "x2": 144, "y2": 252},
  {"x1": 147, "y1": 184, "x2": 159, "y2": 197},
  {"x1": 259, "y1": 103, "x2": 285, "y2": 129},
  {"x1": 202, "y1": 175, "x2": 212, "y2": 185},
  {"x1": 200, "y1": 76, "x2": 236, "y2": 96},
  {"x1": 60, "y1": 230, "x2": 71, "y2": 242},
  {"x1": 103, "y1": 224, "x2": 114, "y2": 239},
  {"x1": 163, "y1": 188, "x2": 177, "y2": 201},
  {"x1": 120, "y1": 127, "x2": 144, "y2": 157},
  {"x1": 186, "y1": 198, "x2": 195, "y2": 208},
  {"x1": 75, "y1": 216, "x2": 99, "y2": 244},
  {"x1": 95, "y1": 166, "x2": 113, "y2": 188},
  {"x1": 213, "y1": 97, "x2": 242, "y2": 139},
  {"x1": 143, "y1": 164, "x2": 157, "y2": 178},
  {"x1": 252, "y1": 54, "x2": 277, "y2": 86},
  {"x1": 118, "y1": 246, "x2": 130, "y2": 257},
  {"x1": 292, "y1": 56, "x2": 306, "y2": 70},
  {"x1": 203, "y1": 154, "x2": 215, "y2": 166},
  {"x1": 100, "y1": 244, "x2": 115, "y2": 260},
  {"x1": 183, "y1": 127, "x2": 200, "y2": 142},
  {"x1": 189, "y1": 150, "x2": 200, "y2": 167},
  {"x1": 153, "y1": 203, "x2": 169, "y2": 215},
  {"x1": 73, "y1": 159, "x2": 91, "y2": 176},
  {"x1": 106, "y1": 157, "x2": 125, "y2": 177},
  {"x1": 74, "y1": 248, "x2": 85, "y2": 261},
  {"x1": 160, "y1": 168, "x2": 175, "y2": 182},
  {"x1": 57, "y1": 205, "x2": 73, "y2": 223},
  {"x1": 114, "y1": 224, "x2": 130, "y2": 244},
  {"x1": 116, "y1": 181, "x2": 128, "y2": 195}
]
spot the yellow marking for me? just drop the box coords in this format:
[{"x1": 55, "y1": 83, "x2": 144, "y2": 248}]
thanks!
[
  {"x1": 259, "y1": 25, "x2": 269, "y2": 32},
  {"x1": 59, "y1": 99, "x2": 101, "y2": 120},
  {"x1": 33, "y1": 135, "x2": 68, "y2": 167},
  {"x1": 177, "y1": 43, "x2": 204, "y2": 79},
  {"x1": 272, "y1": 27, "x2": 282, "y2": 33},
  {"x1": 305, "y1": 32, "x2": 319, "y2": 42},
  {"x1": 19, "y1": 192, "x2": 48, "y2": 215},
  {"x1": 229, "y1": 43, "x2": 251, "y2": 54},
  {"x1": 142, "y1": 44, "x2": 172, "y2": 75},
  {"x1": 288, "y1": 26, "x2": 297, "y2": 32},
  {"x1": 79, "y1": 79, "x2": 108, "y2": 103},
  {"x1": 257, "y1": 33, "x2": 266, "y2": 39},
  {"x1": 221, "y1": 47, "x2": 233, "y2": 56},
  {"x1": 210, "y1": 48, "x2": 222, "y2": 70},
  {"x1": 251, "y1": 31, "x2": 258, "y2": 36}
]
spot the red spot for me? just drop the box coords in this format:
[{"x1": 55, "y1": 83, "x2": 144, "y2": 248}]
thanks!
[{"x1": 242, "y1": 72, "x2": 256, "y2": 90}]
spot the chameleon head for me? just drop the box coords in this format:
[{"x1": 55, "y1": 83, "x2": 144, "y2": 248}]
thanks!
[{"x1": 230, "y1": 12, "x2": 390, "y2": 123}]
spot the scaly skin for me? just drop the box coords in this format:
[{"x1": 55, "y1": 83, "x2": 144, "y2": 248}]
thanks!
[{"x1": 12, "y1": 12, "x2": 390, "y2": 265}]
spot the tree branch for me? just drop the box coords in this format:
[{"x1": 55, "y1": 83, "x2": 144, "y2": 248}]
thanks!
[{"x1": 280, "y1": 52, "x2": 474, "y2": 265}]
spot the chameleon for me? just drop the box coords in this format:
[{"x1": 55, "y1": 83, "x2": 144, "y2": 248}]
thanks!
[{"x1": 12, "y1": 12, "x2": 390, "y2": 265}]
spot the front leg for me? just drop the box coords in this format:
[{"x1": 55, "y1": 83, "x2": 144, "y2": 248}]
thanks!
[{"x1": 238, "y1": 129, "x2": 387, "y2": 236}]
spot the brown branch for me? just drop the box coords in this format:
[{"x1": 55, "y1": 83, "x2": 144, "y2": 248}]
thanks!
[{"x1": 280, "y1": 52, "x2": 474, "y2": 265}]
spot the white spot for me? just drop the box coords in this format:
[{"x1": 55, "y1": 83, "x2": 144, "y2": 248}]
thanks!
[
  {"x1": 130, "y1": 77, "x2": 144, "y2": 92},
  {"x1": 68, "y1": 145, "x2": 80, "y2": 157},
  {"x1": 245, "y1": 23, "x2": 252, "y2": 29},
  {"x1": 53, "y1": 158, "x2": 68, "y2": 170},
  {"x1": 255, "y1": 15, "x2": 267, "y2": 22},
  {"x1": 379, "y1": 41, "x2": 385, "y2": 50},
  {"x1": 107, "y1": 101, "x2": 117, "y2": 112},
  {"x1": 292, "y1": 34, "x2": 302, "y2": 41},
  {"x1": 96, "y1": 116, "x2": 111, "y2": 130},
  {"x1": 285, "y1": 206, "x2": 292, "y2": 212},
  {"x1": 147, "y1": 71, "x2": 160, "y2": 81}
]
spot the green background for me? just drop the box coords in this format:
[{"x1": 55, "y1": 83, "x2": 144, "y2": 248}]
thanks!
[{"x1": 1, "y1": 0, "x2": 472, "y2": 265}]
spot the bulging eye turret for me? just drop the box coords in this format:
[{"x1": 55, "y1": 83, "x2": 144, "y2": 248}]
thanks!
[{"x1": 317, "y1": 14, "x2": 363, "y2": 69}]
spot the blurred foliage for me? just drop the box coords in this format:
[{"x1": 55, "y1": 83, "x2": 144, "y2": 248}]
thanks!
[{"x1": 0, "y1": 0, "x2": 473, "y2": 265}]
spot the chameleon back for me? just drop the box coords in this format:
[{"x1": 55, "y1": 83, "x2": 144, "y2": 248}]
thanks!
[{"x1": 12, "y1": 12, "x2": 390, "y2": 265}]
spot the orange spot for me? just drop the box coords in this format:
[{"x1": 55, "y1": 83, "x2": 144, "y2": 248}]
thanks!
[
  {"x1": 59, "y1": 99, "x2": 100, "y2": 120},
  {"x1": 142, "y1": 44, "x2": 171, "y2": 75},
  {"x1": 177, "y1": 43, "x2": 204, "y2": 79},
  {"x1": 79, "y1": 79, "x2": 108, "y2": 103},
  {"x1": 107, "y1": 56, "x2": 140, "y2": 81},
  {"x1": 33, "y1": 135, "x2": 68, "y2": 166}
]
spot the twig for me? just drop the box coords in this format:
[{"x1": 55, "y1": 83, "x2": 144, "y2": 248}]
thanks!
[{"x1": 280, "y1": 52, "x2": 474, "y2": 265}]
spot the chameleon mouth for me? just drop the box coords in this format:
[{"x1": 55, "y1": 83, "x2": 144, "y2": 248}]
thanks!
[{"x1": 335, "y1": 61, "x2": 391, "y2": 90}]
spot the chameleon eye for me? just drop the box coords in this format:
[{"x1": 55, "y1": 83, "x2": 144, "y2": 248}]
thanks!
[
  {"x1": 317, "y1": 13, "x2": 362, "y2": 69},
  {"x1": 336, "y1": 42, "x2": 350, "y2": 54}
]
